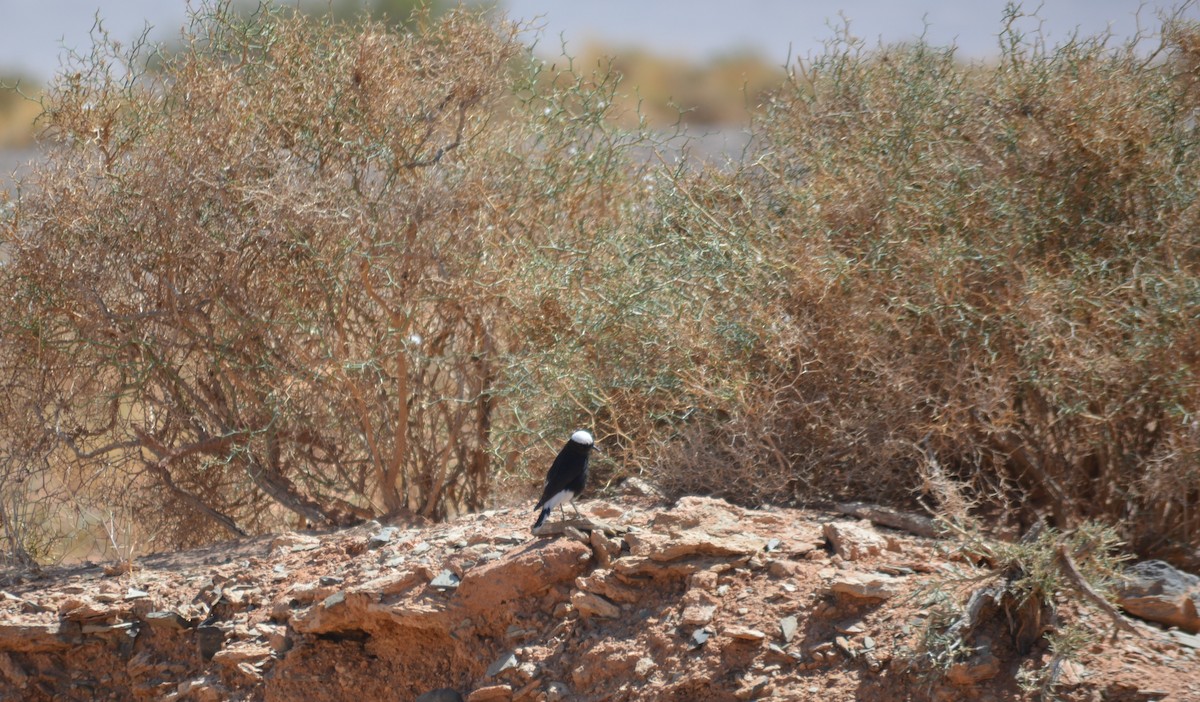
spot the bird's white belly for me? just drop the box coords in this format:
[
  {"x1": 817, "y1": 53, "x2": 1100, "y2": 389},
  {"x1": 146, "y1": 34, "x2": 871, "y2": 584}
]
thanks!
[{"x1": 542, "y1": 489, "x2": 575, "y2": 511}]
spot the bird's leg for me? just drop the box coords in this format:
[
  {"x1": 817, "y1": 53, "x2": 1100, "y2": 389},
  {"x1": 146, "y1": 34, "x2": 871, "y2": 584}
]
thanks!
[
  {"x1": 570, "y1": 502, "x2": 582, "y2": 517},
  {"x1": 558, "y1": 505, "x2": 567, "y2": 520}
]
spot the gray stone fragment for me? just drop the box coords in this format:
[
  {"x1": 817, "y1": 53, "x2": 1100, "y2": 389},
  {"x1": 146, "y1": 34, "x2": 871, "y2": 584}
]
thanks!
[
  {"x1": 486, "y1": 651, "x2": 518, "y2": 678},
  {"x1": 430, "y1": 570, "x2": 461, "y2": 590},
  {"x1": 368, "y1": 527, "x2": 400, "y2": 549},
  {"x1": 144, "y1": 611, "x2": 189, "y2": 631},
  {"x1": 780, "y1": 615, "x2": 798, "y2": 643}
]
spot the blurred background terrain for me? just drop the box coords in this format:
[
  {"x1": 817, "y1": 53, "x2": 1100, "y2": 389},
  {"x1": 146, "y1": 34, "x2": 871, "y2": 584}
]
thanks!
[{"x1": 2, "y1": 0, "x2": 1196, "y2": 157}]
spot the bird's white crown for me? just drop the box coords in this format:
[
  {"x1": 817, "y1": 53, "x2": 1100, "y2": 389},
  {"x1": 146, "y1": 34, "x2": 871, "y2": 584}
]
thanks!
[{"x1": 570, "y1": 430, "x2": 594, "y2": 446}]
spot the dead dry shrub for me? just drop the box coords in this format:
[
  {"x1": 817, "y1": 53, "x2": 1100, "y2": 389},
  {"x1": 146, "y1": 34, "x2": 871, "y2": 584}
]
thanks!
[{"x1": 652, "y1": 6, "x2": 1200, "y2": 561}]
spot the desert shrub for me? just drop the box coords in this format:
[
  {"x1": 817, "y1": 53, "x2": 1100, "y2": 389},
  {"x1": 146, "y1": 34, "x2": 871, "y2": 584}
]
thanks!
[
  {"x1": 654, "y1": 7, "x2": 1200, "y2": 560},
  {"x1": 2, "y1": 1, "x2": 1198, "y2": 565},
  {"x1": 0, "y1": 2, "x2": 654, "y2": 553}
]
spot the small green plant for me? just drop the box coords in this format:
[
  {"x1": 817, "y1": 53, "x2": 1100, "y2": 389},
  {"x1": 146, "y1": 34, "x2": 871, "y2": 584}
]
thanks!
[{"x1": 913, "y1": 521, "x2": 1130, "y2": 693}]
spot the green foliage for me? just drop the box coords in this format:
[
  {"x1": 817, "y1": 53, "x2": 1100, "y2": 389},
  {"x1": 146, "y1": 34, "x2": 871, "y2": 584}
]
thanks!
[{"x1": 915, "y1": 522, "x2": 1127, "y2": 690}]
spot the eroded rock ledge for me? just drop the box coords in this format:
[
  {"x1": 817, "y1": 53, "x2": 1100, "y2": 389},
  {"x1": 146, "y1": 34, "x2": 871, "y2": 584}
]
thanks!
[{"x1": 0, "y1": 496, "x2": 1196, "y2": 701}]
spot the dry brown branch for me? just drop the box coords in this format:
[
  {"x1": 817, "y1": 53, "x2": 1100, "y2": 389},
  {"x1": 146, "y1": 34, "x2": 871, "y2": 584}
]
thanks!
[
  {"x1": 834, "y1": 502, "x2": 942, "y2": 539},
  {"x1": 1055, "y1": 542, "x2": 1142, "y2": 640}
]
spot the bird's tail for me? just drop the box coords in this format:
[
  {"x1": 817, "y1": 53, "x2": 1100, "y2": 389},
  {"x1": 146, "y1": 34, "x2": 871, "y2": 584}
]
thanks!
[{"x1": 532, "y1": 506, "x2": 551, "y2": 530}]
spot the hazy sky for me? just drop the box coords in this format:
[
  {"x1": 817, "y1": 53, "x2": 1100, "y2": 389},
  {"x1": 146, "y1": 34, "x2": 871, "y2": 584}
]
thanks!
[{"x1": 0, "y1": 1, "x2": 1195, "y2": 82}]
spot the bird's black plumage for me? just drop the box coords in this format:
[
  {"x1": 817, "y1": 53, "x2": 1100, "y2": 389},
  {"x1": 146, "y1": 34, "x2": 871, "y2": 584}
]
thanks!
[{"x1": 533, "y1": 430, "x2": 595, "y2": 530}]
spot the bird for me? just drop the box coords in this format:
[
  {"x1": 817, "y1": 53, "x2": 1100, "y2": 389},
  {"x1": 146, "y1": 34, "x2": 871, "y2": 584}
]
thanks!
[{"x1": 532, "y1": 429, "x2": 596, "y2": 530}]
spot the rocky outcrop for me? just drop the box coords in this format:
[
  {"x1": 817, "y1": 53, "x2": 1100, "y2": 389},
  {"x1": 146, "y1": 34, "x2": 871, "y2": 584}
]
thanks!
[
  {"x1": 0, "y1": 498, "x2": 1197, "y2": 701},
  {"x1": 457, "y1": 540, "x2": 592, "y2": 615}
]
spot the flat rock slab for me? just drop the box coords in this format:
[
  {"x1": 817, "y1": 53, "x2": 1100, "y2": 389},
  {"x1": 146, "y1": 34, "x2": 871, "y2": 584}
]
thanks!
[
  {"x1": 571, "y1": 591, "x2": 621, "y2": 619},
  {"x1": 457, "y1": 540, "x2": 592, "y2": 612},
  {"x1": 625, "y1": 529, "x2": 765, "y2": 562},
  {"x1": 0, "y1": 618, "x2": 67, "y2": 653},
  {"x1": 725, "y1": 626, "x2": 767, "y2": 641},
  {"x1": 830, "y1": 571, "x2": 901, "y2": 600},
  {"x1": 834, "y1": 502, "x2": 941, "y2": 539},
  {"x1": 467, "y1": 684, "x2": 512, "y2": 702},
  {"x1": 144, "y1": 611, "x2": 190, "y2": 631},
  {"x1": 1117, "y1": 560, "x2": 1200, "y2": 634},
  {"x1": 823, "y1": 521, "x2": 888, "y2": 561},
  {"x1": 430, "y1": 571, "x2": 461, "y2": 590}
]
